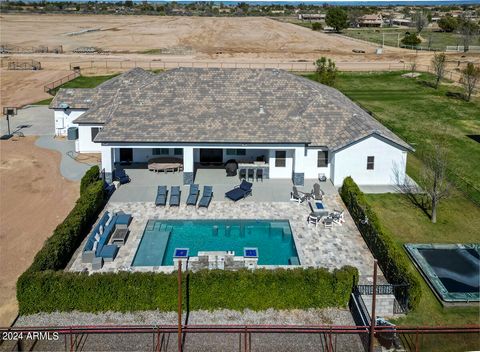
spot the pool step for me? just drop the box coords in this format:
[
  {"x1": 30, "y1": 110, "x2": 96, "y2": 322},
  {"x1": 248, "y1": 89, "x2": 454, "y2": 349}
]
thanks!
[{"x1": 157, "y1": 228, "x2": 172, "y2": 266}]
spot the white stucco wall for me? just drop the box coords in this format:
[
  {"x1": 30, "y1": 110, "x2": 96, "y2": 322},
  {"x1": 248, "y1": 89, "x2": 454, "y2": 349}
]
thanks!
[
  {"x1": 268, "y1": 149, "x2": 294, "y2": 179},
  {"x1": 332, "y1": 136, "x2": 407, "y2": 186},
  {"x1": 302, "y1": 148, "x2": 331, "y2": 179},
  {"x1": 77, "y1": 125, "x2": 103, "y2": 153},
  {"x1": 53, "y1": 109, "x2": 86, "y2": 136}
]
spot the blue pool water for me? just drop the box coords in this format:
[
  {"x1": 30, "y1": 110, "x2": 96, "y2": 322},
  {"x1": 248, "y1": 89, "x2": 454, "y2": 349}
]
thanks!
[{"x1": 132, "y1": 219, "x2": 299, "y2": 266}]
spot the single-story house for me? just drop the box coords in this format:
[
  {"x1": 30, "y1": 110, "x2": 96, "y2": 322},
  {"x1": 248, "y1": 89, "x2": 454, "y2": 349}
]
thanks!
[{"x1": 50, "y1": 67, "x2": 412, "y2": 186}]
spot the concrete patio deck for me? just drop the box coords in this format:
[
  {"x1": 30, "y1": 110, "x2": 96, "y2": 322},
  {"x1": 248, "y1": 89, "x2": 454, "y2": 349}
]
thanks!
[
  {"x1": 109, "y1": 166, "x2": 337, "y2": 203},
  {"x1": 68, "y1": 191, "x2": 385, "y2": 285}
]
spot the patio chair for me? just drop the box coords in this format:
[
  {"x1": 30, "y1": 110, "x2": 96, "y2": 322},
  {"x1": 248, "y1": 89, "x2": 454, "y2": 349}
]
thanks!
[
  {"x1": 198, "y1": 186, "x2": 213, "y2": 208},
  {"x1": 312, "y1": 183, "x2": 324, "y2": 201},
  {"x1": 114, "y1": 168, "x2": 131, "y2": 184},
  {"x1": 169, "y1": 186, "x2": 181, "y2": 206},
  {"x1": 239, "y1": 169, "x2": 246, "y2": 180},
  {"x1": 247, "y1": 169, "x2": 254, "y2": 181},
  {"x1": 323, "y1": 217, "x2": 334, "y2": 229},
  {"x1": 331, "y1": 209, "x2": 345, "y2": 225},
  {"x1": 186, "y1": 184, "x2": 200, "y2": 206},
  {"x1": 290, "y1": 186, "x2": 306, "y2": 203},
  {"x1": 256, "y1": 169, "x2": 263, "y2": 182},
  {"x1": 225, "y1": 180, "x2": 253, "y2": 202},
  {"x1": 155, "y1": 186, "x2": 168, "y2": 206},
  {"x1": 307, "y1": 213, "x2": 322, "y2": 227}
]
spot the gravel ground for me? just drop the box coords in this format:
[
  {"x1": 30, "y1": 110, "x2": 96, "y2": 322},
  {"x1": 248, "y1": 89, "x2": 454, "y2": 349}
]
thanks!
[
  {"x1": 15, "y1": 308, "x2": 354, "y2": 326},
  {"x1": 6, "y1": 309, "x2": 366, "y2": 352}
]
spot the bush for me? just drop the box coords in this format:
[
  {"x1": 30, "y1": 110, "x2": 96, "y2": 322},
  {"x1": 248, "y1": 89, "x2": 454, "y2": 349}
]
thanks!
[
  {"x1": 17, "y1": 267, "x2": 358, "y2": 314},
  {"x1": 401, "y1": 32, "x2": 421, "y2": 47},
  {"x1": 340, "y1": 177, "x2": 422, "y2": 310},
  {"x1": 311, "y1": 22, "x2": 323, "y2": 31},
  {"x1": 27, "y1": 179, "x2": 105, "y2": 272},
  {"x1": 80, "y1": 165, "x2": 100, "y2": 195}
]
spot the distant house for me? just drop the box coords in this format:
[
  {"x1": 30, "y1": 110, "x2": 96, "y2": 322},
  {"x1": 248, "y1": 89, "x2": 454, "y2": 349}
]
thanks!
[
  {"x1": 392, "y1": 18, "x2": 412, "y2": 27},
  {"x1": 358, "y1": 14, "x2": 383, "y2": 27},
  {"x1": 50, "y1": 68, "x2": 412, "y2": 187}
]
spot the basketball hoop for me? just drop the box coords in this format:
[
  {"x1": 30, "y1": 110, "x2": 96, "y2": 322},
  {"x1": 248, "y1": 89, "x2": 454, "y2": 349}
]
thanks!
[{"x1": 3, "y1": 106, "x2": 18, "y2": 138}]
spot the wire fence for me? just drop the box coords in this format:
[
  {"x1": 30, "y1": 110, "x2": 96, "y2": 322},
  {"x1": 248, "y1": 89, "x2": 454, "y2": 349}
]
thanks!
[
  {"x1": 43, "y1": 71, "x2": 81, "y2": 93},
  {"x1": 0, "y1": 324, "x2": 478, "y2": 352}
]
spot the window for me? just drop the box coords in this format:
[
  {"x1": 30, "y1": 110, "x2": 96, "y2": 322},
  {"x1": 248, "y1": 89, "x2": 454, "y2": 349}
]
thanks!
[
  {"x1": 174, "y1": 148, "x2": 183, "y2": 156},
  {"x1": 367, "y1": 156, "x2": 375, "y2": 170},
  {"x1": 317, "y1": 151, "x2": 328, "y2": 167},
  {"x1": 226, "y1": 149, "x2": 246, "y2": 156},
  {"x1": 275, "y1": 150, "x2": 286, "y2": 167},
  {"x1": 91, "y1": 127, "x2": 101, "y2": 141},
  {"x1": 153, "y1": 148, "x2": 169, "y2": 155}
]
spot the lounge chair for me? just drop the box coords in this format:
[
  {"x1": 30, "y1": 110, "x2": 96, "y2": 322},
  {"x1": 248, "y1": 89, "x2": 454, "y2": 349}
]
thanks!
[
  {"x1": 290, "y1": 186, "x2": 306, "y2": 203},
  {"x1": 312, "y1": 183, "x2": 324, "y2": 201},
  {"x1": 198, "y1": 186, "x2": 213, "y2": 208},
  {"x1": 225, "y1": 180, "x2": 253, "y2": 202},
  {"x1": 114, "y1": 168, "x2": 131, "y2": 184},
  {"x1": 186, "y1": 184, "x2": 200, "y2": 206},
  {"x1": 169, "y1": 186, "x2": 181, "y2": 206},
  {"x1": 155, "y1": 186, "x2": 168, "y2": 206}
]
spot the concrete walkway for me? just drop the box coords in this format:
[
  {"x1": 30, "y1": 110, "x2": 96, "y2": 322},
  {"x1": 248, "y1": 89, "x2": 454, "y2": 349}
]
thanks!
[{"x1": 35, "y1": 136, "x2": 97, "y2": 181}]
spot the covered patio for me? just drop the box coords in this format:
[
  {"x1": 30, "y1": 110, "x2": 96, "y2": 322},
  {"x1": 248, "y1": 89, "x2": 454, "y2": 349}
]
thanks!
[{"x1": 109, "y1": 166, "x2": 336, "y2": 203}]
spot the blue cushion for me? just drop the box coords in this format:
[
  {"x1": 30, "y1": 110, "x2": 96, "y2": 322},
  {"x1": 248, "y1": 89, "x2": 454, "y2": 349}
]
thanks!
[
  {"x1": 315, "y1": 203, "x2": 324, "y2": 209},
  {"x1": 225, "y1": 188, "x2": 245, "y2": 201},
  {"x1": 100, "y1": 244, "x2": 119, "y2": 260},
  {"x1": 116, "y1": 213, "x2": 131, "y2": 225},
  {"x1": 239, "y1": 180, "x2": 252, "y2": 192}
]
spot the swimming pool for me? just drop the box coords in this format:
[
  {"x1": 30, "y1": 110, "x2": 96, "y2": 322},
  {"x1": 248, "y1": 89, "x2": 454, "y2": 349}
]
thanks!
[
  {"x1": 405, "y1": 244, "x2": 480, "y2": 304},
  {"x1": 132, "y1": 219, "x2": 299, "y2": 267}
]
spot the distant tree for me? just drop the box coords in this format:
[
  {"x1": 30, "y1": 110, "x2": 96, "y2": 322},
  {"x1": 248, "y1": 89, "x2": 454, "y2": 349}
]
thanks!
[
  {"x1": 401, "y1": 32, "x2": 421, "y2": 47},
  {"x1": 325, "y1": 7, "x2": 348, "y2": 32},
  {"x1": 412, "y1": 11, "x2": 429, "y2": 34},
  {"x1": 314, "y1": 57, "x2": 337, "y2": 86},
  {"x1": 438, "y1": 16, "x2": 458, "y2": 32},
  {"x1": 348, "y1": 9, "x2": 364, "y2": 28},
  {"x1": 458, "y1": 17, "x2": 479, "y2": 52},
  {"x1": 311, "y1": 22, "x2": 323, "y2": 31},
  {"x1": 431, "y1": 52, "x2": 447, "y2": 89},
  {"x1": 124, "y1": 0, "x2": 133, "y2": 7},
  {"x1": 460, "y1": 62, "x2": 480, "y2": 101}
]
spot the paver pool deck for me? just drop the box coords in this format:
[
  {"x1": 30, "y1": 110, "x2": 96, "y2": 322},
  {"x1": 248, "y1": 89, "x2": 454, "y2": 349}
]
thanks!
[{"x1": 68, "y1": 194, "x2": 384, "y2": 285}]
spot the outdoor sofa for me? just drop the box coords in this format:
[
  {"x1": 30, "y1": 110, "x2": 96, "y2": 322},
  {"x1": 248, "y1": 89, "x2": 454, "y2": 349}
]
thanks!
[
  {"x1": 82, "y1": 211, "x2": 132, "y2": 263},
  {"x1": 114, "y1": 168, "x2": 131, "y2": 184},
  {"x1": 225, "y1": 180, "x2": 253, "y2": 202}
]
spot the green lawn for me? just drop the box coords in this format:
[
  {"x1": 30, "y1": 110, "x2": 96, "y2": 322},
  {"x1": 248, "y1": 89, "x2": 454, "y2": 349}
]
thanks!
[
  {"x1": 342, "y1": 28, "x2": 479, "y2": 50},
  {"x1": 47, "y1": 74, "x2": 119, "y2": 96},
  {"x1": 331, "y1": 71, "x2": 480, "y2": 204},
  {"x1": 303, "y1": 71, "x2": 479, "y2": 345}
]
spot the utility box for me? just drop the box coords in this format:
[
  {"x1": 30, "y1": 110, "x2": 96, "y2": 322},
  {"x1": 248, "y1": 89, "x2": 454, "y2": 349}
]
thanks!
[{"x1": 67, "y1": 126, "x2": 78, "y2": 140}]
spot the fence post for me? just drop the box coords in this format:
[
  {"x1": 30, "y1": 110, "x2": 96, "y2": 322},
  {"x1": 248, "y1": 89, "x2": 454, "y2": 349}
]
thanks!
[
  {"x1": 369, "y1": 260, "x2": 378, "y2": 352},
  {"x1": 177, "y1": 260, "x2": 182, "y2": 352}
]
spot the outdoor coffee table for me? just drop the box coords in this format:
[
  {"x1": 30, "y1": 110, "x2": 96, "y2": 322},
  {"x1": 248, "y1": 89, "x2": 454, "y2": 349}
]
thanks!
[{"x1": 111, "y1": 227, "x2": 129, "y2": 246}]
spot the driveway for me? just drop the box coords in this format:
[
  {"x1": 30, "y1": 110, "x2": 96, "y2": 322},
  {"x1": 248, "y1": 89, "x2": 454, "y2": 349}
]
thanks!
[{"x1": 0, "y1": 105, "x2": 53, "y2": 137}]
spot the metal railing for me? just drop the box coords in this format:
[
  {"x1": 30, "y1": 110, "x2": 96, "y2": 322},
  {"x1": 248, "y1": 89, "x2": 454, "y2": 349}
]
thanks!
[
  {"x1": 43, "y1": 71, "x2": 81, "y2": 93},
  {"x1": 357, "y1": 284, "x2": 410, "y2": 314},
  {"x1": 1, "y1": 324, "x2": 478, "y2": 352}
]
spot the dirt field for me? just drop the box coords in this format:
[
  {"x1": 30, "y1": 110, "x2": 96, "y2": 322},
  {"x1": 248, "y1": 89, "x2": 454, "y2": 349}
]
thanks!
[
  {"x1": 1, "y1": 14, "x2": 478, "y2": 108},
  {"x1": 0, "y1": 137, "x2": 78, "y2": 326}
]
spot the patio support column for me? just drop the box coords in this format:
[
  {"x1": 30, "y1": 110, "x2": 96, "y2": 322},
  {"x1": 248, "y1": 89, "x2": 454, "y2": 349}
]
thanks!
[
  {"x1": 183, "y1": 146, "x2": 194, "y2": 185},
  {"x1": 293, "y1": 146, "x2": 306, "y2": 186},
  {"x1": 101, "y1": 146, "x2": 114, "y2": 183}
]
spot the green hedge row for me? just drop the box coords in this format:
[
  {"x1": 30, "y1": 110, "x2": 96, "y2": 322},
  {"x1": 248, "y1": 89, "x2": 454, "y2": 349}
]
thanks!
[
  {"x1": 80, "y1": 165, "x2": 100, "y2": 195},
  {"x1": 340, "y1": 177, "x2": 421, "y2": 310},
  {"x1": 27, "y1": 172, "x2": 106, "y2": 272},
  {"x1": 17, "y1": 267, "x2": 358, "y2": 314}
]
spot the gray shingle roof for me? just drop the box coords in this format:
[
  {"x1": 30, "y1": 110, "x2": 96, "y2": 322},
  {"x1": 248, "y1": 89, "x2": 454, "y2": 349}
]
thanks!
[{"x1": 60, "y1": 67, "x2": 411, "y2": 151}]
